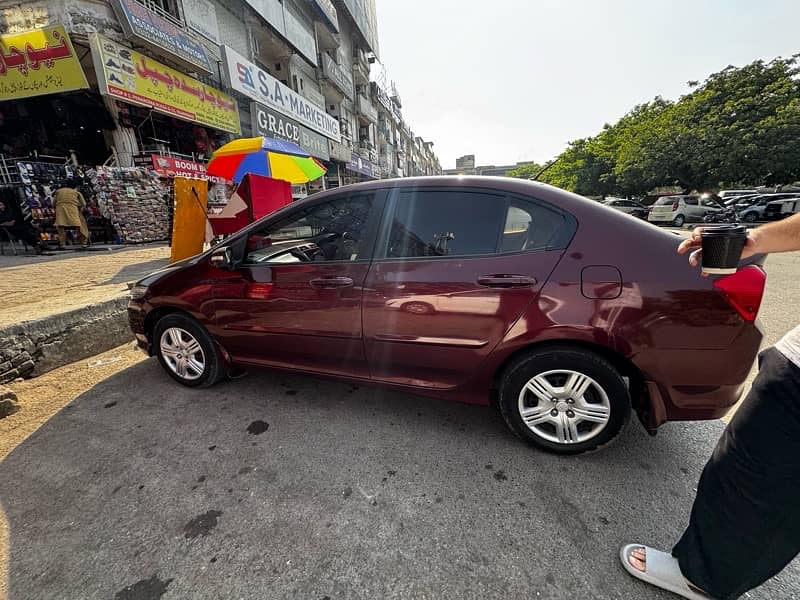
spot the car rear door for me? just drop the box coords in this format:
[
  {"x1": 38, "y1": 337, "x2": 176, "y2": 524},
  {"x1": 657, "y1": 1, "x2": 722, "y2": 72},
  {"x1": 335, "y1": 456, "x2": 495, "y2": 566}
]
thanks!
[{"x1": 362, "y1": 186, "x2": 574, "y2": 389}]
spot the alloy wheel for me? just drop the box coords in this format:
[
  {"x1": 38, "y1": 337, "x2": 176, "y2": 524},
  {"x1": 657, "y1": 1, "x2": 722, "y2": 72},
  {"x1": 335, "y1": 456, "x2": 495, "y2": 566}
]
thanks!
[
  {"x1": 159, "y1": 327, "x2": 206, "y2": 381},
  {"x1": 517, "y1": 369, "x2": 611, "y2": 445}
]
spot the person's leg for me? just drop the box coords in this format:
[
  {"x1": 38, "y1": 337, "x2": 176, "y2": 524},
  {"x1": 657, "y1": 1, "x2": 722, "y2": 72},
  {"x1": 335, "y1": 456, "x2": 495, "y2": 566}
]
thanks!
[
  {"x1": 56, "y1": 226, "x2": 67, "y2": 248},
  {"x1": 78, "y1": 215, "x2": 90, "y2": 246},
  {"x1": 670, "y1": 347, "x2": 800, "y2": 599}
]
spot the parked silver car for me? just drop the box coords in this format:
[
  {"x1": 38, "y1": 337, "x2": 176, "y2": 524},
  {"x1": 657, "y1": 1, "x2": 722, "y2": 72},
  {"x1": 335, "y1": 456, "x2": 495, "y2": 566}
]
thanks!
[
  {"x1": 648, "y1": 195, "x2": 722, "y2": 226},
  {"x1": 737, "y1": 194, "x2": 800, "y2": 222}
]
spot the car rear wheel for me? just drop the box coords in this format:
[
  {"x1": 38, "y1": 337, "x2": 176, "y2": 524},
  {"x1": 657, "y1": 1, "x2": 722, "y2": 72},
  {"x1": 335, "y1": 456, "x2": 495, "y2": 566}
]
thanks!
[
  {"x1": 743, "y1": 212, "x2": 758, "y2": 223},
  {"x1": 498, "y1": 348, "x2": 631, "y2": 454},
  {"x1": 153, "y1": 313, "x2": 224, "y2": 388},
  {"x1": 672, "y1": 214, "x2": 685, "y2": 227}
]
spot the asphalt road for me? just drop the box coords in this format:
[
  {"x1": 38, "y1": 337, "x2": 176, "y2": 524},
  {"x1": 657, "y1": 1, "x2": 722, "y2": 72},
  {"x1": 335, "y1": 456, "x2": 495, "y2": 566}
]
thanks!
[{"x1": 1, "y1": 254, "x2": 798, "y2": 600}]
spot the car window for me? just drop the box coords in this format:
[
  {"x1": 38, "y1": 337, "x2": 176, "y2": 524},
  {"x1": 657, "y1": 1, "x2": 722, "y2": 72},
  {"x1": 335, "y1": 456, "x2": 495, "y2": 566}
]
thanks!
[
  {"x1": 654, "y1": 196, "x2": 675, "y2": 206},
  {"x1": 385, "y1": 190, "x2": 506, "y2": 258},
  {"x1": 502, "y1": 200, "x2": 566, "y2": 253},
  {"x1": 685, "y1": 197, "x2": 698, "y2": 206},
  {"x1": 243, "y1": 193, "x2": 377, "y2": 264}
]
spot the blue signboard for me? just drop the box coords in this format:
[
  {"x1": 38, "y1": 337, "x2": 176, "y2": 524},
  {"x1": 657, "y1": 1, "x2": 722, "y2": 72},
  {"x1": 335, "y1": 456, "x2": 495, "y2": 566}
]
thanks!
[{"x1": 111, "y1": 0, "x2": 213, "y2": 74}]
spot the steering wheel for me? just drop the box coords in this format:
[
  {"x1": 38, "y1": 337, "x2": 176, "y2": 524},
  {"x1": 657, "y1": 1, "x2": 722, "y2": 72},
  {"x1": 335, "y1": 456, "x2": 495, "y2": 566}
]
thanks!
[{"x1": 289, "y1": 247, "x2": 311, "y2": 262}]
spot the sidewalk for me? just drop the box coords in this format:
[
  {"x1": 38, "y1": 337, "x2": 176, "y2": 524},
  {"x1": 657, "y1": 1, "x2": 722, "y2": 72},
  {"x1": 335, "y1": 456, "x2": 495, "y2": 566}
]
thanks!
[
  {"x1": 0, "y1": 244, "x2": 170, "y2": 382},
  {"x1": 0, "y1": 244, "x2": 170, "y2": 329}
]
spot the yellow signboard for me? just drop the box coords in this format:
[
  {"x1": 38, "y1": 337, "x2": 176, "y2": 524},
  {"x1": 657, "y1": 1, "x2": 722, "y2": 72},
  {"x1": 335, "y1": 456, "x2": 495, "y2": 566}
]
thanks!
[
  {"x1": 90, "y1": 33, "x2": 240, "y2": 134},
  {"x1": 0, "y1": 25, "x2": 89, "y2": 101}
]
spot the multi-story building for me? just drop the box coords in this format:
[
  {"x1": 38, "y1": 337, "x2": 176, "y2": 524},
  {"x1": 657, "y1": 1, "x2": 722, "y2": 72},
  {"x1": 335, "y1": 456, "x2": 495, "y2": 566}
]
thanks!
[
  {"x1": 443, "y1": 157, "x2": 529, "y2": 176},
  {"x1": 0, "y1": 0, "x2": 439, "y2": 188}
]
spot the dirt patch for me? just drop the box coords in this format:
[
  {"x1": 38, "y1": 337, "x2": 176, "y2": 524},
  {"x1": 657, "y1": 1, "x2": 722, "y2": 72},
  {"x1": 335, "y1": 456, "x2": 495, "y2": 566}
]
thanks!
[{"x1": 0, "y1": 343, "x2": 145, "y2": 599}]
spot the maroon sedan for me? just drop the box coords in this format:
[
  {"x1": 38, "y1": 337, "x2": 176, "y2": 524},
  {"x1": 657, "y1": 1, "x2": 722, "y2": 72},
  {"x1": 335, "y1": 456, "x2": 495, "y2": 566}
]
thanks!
[{"x1": 128, "y1": 177, "x2": 766, "y2": 454}]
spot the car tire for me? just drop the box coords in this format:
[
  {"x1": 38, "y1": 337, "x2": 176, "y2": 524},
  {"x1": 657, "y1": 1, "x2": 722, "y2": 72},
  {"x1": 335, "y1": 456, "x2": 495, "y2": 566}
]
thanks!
[
  {"x1": 153, "y1": 313, "x2": 224, "y2": 388},
  {"x1": 498, "y1": 348, "x2": 631, "y2": 455},
  {"x1": 743, "y1": 212, "x2": 758, "y2": 223},
  {"x1": 672, "y1": 215, "x2": 685, "y2": 227}
]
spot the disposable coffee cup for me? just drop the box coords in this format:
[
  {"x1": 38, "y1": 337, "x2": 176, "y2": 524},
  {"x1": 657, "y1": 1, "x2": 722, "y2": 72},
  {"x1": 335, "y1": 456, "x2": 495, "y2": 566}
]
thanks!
[{"x1": 701, "y1": 225, "x2": 748, "y2": 275}]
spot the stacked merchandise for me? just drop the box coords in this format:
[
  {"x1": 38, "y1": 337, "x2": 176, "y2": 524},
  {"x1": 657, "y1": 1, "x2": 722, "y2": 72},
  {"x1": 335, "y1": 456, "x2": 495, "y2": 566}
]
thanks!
[
  {"x1": 93, "y1": 167, "x2": 170, "y2": 243},
  {"x1": 17, "y1": 161, "x2": 76, "y2": 245}
]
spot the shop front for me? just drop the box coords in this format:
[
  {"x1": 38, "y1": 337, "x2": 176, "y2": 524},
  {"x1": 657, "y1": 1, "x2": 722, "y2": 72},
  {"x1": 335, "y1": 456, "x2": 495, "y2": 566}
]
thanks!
[
  {"x1": 343, "y1": 151, "x2": 378, "y2": 184},
  {"x1": 90, "y1": 34, "x2": 240, "y2": 159},
  {"x1": 0, "y1": 25, "x2": 114, "y2": 165}
]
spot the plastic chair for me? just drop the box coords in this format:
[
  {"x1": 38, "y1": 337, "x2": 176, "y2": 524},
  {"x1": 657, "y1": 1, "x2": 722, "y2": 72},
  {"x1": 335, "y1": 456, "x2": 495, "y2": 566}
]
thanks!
[{"x1": 0, "y1": 225, "x2": 19, "y2": 255}]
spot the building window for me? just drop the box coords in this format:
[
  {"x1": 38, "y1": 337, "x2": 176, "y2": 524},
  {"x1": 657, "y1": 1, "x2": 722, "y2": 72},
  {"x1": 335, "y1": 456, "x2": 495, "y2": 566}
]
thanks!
[{"x1": 137, "y1": 0, "x2": 182, "y2": 23}]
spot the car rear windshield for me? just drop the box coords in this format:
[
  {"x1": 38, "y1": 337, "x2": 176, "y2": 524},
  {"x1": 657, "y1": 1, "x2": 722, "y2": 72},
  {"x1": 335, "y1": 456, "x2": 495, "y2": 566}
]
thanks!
[{"x1": 654, "y1": 196, "x2": 678, "y2": 206}]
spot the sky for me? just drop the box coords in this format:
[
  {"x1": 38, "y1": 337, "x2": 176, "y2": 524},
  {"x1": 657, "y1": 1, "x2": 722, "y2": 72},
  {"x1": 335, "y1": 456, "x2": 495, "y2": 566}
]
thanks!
[{"x1": 375, "y1": 0, "x2": 800, "y2": 169}]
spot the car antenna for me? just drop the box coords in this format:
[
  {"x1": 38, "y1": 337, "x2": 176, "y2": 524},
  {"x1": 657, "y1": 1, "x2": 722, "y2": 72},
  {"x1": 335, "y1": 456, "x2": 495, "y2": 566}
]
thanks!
[{"x1": 531, "y1": 156, "x2": 560, "y2": 181}]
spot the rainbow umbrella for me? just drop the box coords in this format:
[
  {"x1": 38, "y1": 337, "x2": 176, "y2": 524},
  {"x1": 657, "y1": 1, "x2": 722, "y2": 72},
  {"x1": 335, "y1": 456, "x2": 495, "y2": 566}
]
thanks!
[{"x1": 207, "y1": 136, "x2": 327, "y2": 184}]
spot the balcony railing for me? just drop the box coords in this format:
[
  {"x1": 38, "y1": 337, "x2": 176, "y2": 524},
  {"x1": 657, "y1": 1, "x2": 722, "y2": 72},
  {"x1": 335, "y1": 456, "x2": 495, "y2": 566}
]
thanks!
[{"x1": 357, "y1": 94, "x2": 378, "y2": 123}]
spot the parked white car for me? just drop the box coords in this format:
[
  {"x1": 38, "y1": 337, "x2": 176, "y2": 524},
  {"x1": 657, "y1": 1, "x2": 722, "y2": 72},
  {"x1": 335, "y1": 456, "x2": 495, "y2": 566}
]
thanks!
[
  {"x1": 718, "y1": 189, "x2": 757, "y2": 200},
  {"x1": 648, "y1": 195, "x2": 722, "y2": 226}
]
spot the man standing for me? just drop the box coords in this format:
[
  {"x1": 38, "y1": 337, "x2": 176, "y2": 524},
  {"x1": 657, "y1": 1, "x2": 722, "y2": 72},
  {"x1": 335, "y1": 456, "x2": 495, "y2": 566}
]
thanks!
[
  {"x1": 621, "y1": 212, "x2": 800, "y2": 599},
  {"x1": 53, "y1": 180, "x2": 89, "y2": 249}
]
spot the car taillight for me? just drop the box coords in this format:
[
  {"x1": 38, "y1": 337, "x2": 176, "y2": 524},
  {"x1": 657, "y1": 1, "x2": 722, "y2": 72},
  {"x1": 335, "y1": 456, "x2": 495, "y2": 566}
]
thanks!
[
  {"x1": 672, "y1": 199, "x2": 680, "y2": 210},
  {"x1": 712, "y1": 265, "x2": 766, "y2": 322}
]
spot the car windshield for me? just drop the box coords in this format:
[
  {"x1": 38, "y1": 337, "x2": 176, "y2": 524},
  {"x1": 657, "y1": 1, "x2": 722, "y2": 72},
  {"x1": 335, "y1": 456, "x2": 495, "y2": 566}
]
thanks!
[{"x1": 654, "y1": 196, "x2": 678, "y2": 206}]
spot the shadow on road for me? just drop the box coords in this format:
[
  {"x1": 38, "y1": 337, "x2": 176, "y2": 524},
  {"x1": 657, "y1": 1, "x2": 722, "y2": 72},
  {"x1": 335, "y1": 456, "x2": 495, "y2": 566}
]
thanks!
[
  {"x1": 1, "y1": 361, "x2": 796, "y2": 599},
  {"x1": 103, "y1": 258, "x2": 171, "y2": 285}
]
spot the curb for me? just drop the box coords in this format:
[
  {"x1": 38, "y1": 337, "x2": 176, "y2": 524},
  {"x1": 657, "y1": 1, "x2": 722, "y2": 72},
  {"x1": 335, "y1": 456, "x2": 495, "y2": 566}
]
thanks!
[{"x1": 0, "y1": 296, "x2": 133, "y2": 383}]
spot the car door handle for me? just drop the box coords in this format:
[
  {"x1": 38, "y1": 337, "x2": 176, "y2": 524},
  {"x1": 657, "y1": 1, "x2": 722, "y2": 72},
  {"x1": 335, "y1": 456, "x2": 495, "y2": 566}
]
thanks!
[
  {"x1": 477, "y1": 274, "x2": 537, "y2": 288},
  {"x1": 309, "y1": 276, "x2": 354, "y2": 288}
]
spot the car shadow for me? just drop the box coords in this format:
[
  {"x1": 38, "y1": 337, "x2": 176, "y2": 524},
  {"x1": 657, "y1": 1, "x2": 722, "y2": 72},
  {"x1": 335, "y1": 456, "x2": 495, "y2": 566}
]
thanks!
[
  {"x1": 0, "y1": 361, "x2": 794, "y2": 599},
  {"x1": 102, "y1": 258, "x2": 170, "y2": 285}
]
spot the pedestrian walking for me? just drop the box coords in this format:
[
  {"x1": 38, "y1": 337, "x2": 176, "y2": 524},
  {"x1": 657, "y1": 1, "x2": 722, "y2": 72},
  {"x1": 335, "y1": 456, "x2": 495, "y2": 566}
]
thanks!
[
  {"x1": 620, "y1": 212, "x2": 800, "y2": 599},
  {"x1": 53, "y1": 180, "x2": 90, "y2": 249}
]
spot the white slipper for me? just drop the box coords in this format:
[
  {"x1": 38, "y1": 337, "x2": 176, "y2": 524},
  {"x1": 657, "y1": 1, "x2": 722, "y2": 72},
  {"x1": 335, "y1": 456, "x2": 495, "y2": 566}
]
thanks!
[{"x1": 620, "y1": 544, "x2": 712, "y2": 599}]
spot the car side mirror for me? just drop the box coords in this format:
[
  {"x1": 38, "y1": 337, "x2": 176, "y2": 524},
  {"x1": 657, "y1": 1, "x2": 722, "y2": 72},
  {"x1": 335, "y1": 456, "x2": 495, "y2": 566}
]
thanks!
[{"x1": 210, "y1": 246, "x2": 234, "y2": 270}]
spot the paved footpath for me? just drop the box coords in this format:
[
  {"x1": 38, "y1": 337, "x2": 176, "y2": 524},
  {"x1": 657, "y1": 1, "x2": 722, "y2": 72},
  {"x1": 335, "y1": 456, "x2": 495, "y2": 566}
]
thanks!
[{"x1": 0, "y1": 245, "x2": 170, "y2": 328}]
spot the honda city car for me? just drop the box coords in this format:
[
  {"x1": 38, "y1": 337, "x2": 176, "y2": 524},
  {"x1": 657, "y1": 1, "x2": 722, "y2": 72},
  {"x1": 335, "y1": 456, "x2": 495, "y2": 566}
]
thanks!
[{"x1": 129, "y1": 177, "x2": 766, "y2": 454}]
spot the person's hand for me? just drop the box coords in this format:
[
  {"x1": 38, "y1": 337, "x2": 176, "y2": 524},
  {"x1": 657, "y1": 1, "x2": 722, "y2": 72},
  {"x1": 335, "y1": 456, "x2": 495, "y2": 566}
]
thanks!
[{"x1": 677, "y1": 226, "x2": 761, "y2": 269}]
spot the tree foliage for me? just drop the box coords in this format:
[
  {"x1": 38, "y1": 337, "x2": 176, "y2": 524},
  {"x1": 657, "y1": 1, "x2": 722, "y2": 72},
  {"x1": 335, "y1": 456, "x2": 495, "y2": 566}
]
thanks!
[{"x1": 510, "y1": 56, "x2": 800, "y2": 196}]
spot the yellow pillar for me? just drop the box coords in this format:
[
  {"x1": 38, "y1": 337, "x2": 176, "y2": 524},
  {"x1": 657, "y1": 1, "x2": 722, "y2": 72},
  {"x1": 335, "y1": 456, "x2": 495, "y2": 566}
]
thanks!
[{"x1": 170, "y1": 177, "x2": 208, "y2": 263}]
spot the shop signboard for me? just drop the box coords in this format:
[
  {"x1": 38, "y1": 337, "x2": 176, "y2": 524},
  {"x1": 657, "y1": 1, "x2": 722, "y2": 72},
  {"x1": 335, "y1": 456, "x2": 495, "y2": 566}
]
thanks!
[
  {"x1": 110, "y1": 0, "x2": 213, "y2": 74},
  {"x1": 328, "y1": 139, "x2": 352, "y2": 163},
  {"x1": 145, "y1": 154, "x2": 229, "y2": 184},
  {"x1": 0, "y1": 25, "x2": 88, "y2": 101},
  {"x1": 222, "y1": 45, "x2": 339, "y2": 142},
  {"x1": 182, "y1": 0, "x2": 220, "y2": 44},
  {"x1": 346, "y1": 151, "x2": 377, "y2": 178},
  {"x1": 308, "y1": 0, "x2": 339, "y2": 33},
  {"x1": 320, "y1": 52, "x2": 354, "y2": 100},
  {"x1": 370, "y1": 82, "x2": 392, "y2": 113},
  {"x1": 252, "y1": 102, "x2": 330, "y2": 161},
  {"x1": 91, "y1": 34, "x2": 240, "y2": 134}
]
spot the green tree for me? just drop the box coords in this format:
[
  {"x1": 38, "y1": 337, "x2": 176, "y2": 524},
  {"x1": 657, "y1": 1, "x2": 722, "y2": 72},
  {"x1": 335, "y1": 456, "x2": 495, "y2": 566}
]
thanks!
[{"x1": 521, "y1": 55, "x2": 800, "y2": 197}]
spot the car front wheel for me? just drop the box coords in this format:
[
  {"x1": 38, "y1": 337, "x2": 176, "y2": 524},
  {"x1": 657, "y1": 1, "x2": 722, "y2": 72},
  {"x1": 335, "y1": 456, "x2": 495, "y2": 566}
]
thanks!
[
  {"x1": 499, "y1": 348, "x2": 631, "y2": 454},
  {"x1": 153, "y1": 313, "x2": 224, "y2": 388},
  {"x1": 743, "y1": 212, "x2": 758, "y2": 223}
]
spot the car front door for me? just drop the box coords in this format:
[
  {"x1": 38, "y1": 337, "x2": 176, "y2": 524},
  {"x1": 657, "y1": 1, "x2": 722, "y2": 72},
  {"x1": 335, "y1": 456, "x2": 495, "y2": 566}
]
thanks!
[
  {"x1": 211, "y1": 190, "x2": 385, "y2": 378},
  {"x1": 362, "y1": 187, "x2": 574, "y2": 389}
]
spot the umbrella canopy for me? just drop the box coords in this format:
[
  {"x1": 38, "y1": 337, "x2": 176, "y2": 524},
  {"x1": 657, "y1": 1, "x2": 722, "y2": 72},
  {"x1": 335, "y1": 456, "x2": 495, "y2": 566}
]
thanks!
[{"x1": 207, "y1": 136, "x2": 326, "y2": 184}]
